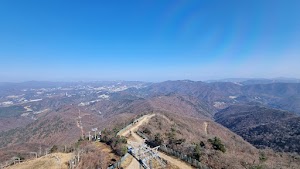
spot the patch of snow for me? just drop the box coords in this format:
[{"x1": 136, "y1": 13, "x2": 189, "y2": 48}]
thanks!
[
  {"x1": 29, "y1": 99, "x2": 42, "y2": 102},
  {"x1": 233, "y1": 82, "x2": 243, "y2": 86},
  {"x1": 78, "y1": 99, "x2": 101, "y2": 106},
  {"x1": 213, "y1": 101, "x2": 226, "y2": 108},
  {"x1": 78, "y1": 102, "x2": 86, "y2": 106},
  {"x1": 1, "y1": 101, "x2": 13, "y2": 105},
  {"x1": 19, "y1": 98, "x2": 25, "y2": 102},
  {"x1": 33, "y1": 109, "x2": 49, "y2": 114},
  {"x1": 229, "y1": 96, "x2": 238, "y2": 99},
  {"x1": 6, "y1": 95, "x2": 22, "y2": 99},
  {"x1": 21, "y1": 113, "x2": 29, "y2": 117},
  {"x1": 110, "y1": 86, "x2": 128, "y2": 92},
  {"x1": 24, "y1": 106, "x2": 33, "y2": 112},
  {"x1": 94, "y1": 87, "x2": 106, "y2": 91},
  {"x1": 98, "y1": 94, "x2": 109, "y2": 99}
]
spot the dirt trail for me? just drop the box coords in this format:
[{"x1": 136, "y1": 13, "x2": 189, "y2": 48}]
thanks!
[
  {"x1": 120, "y1": 114, "x2": 155, "y2": 169},
  {"x1": 120, "y1": 114, "x2": 155, "y2": 137},
  {"x1": 76, "y1": 109, "x2": 90, "y2": 138},
  {"x1": 204, "y1": 122, "x2": 208, "y2": 135},
  {"x1": 120, "y1": 114, "x2": 193, "y2": 169}
]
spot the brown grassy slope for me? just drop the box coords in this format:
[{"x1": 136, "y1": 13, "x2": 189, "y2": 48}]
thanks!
[
  {"x1": 5, "y1": 153, "x2": 72, "y2": 169},
  {"x1": 139, "y1": 113, "x2": 300, "y2": 169},
  {"x1": 0, "y1": 103, "x2": 136, "y2": 162},
  {"x1": 0, "y1": 104, "x2": 136, "y2": 145},
  {"x1": 147, "y1": 95, "x2": 213, "y2": 118},
  {"x1": 76, "y1": 141, "x2": 121, "y2": 169},
  {"x1": 119, "y1": 94, "x2": 213, "y2": 119},
  {"x1": 0, "y1": 117, "x2": 33, "y2": 132},
  {"x1": 0, "y1": 143, "x2": 48, "y2": 165}
]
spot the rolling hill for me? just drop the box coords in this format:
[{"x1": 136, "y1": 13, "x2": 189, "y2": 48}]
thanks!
[
  {"x1": 215, "y1": 105, "x2": 300, "y2": 153},
  {"x1": 1, "y1": 80, "x2": 300, "y2": 168}
]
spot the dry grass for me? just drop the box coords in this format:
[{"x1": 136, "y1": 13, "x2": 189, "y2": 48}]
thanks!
[
  {"x1": 93, "y1": 141, "x2": 120, "y2": 162},
  {"x1": 139, "y1": 113, "x2": 300, "y2": 169},
  {"x1": 120, "y1": 155, "x2": 133, "y2": 168},
  {"x1": 5, "y1": 153, "x2": 72, "y2": 169},
  {"x1": 150, "y1": 158, "x2": 180, "y2": 169},
  {"x1": 74, "y1": 141, "x2": 121, "y2": 169}
]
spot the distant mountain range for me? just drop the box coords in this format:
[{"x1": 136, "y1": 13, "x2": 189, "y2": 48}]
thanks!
[
  {"x1": 1, "y1": 79, "x2": 300, "y2": 168},
  {"x1": 207, "y1": 77, "x2": 300, "y2": 85}
]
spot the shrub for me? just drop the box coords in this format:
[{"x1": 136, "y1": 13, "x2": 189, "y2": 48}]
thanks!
[
  {"x1": 249, "y1": 164, "x2": 264, "y2": 169},
  {"x1": 259, "y1": 151, "x2": 268, "y2": 163},
  {"x1": 200, "y1": 141, "x2": 205, "y2": 148},
  {"x1": 17, "y1": 153, "x2": 25, "y2": 160},
  {"x1": 208, "y1": 137, "x2": 226, "y2": 153},
  {"x1": 175, "y1": 138, "x2": 185, "y2": 145},
  {"x1": 143, "y1": 128, "x2": 151, "y2": 134},
  {"x1": 154, "y1": 133, "x2": 163, "y2": 145},
  {"x1": 100, "y1": 129, "x2": 128, "y2": 156},
  {"x1": 50, "y1": 145, "x2": 58, "y2": 153},
  {"x1": 193, "y1": 144, "x2": 201, "y2": 160},
  {"x1": 77, "y1": 143, "x2": 109, "y2": 169},
  {"x1": 114, "y1": 144, "x2": 127, "y2": 156}
]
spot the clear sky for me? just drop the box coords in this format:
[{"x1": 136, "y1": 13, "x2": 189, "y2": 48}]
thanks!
[{"x1": 0, "y1": 0, "x2": 300, "y2": 82}]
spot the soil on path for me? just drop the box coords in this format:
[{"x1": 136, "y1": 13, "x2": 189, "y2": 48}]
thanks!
[{"x1": 119, "y1": 114, "x2": 193, "y2": 169}]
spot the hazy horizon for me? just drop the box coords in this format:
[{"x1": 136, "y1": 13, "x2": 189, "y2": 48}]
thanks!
[
  {"x1": 1, "y1": 77, "x2": 300, "y2": 84},
  {"x1": 1, "y1": 1, "x2": 300, "y2": 82}
]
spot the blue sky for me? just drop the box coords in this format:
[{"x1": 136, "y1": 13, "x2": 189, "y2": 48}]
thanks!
[{"x1": 0, "y1": 0, "x2": 300, "y2": 82}]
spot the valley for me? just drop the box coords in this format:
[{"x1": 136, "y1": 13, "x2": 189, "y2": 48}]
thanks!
[
  {"x1": 1, "y1": 0, "x2": 299, "y2": 168},
  {"x1": 0, "y1": 80, "x2": 300, "y2": 168}
]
